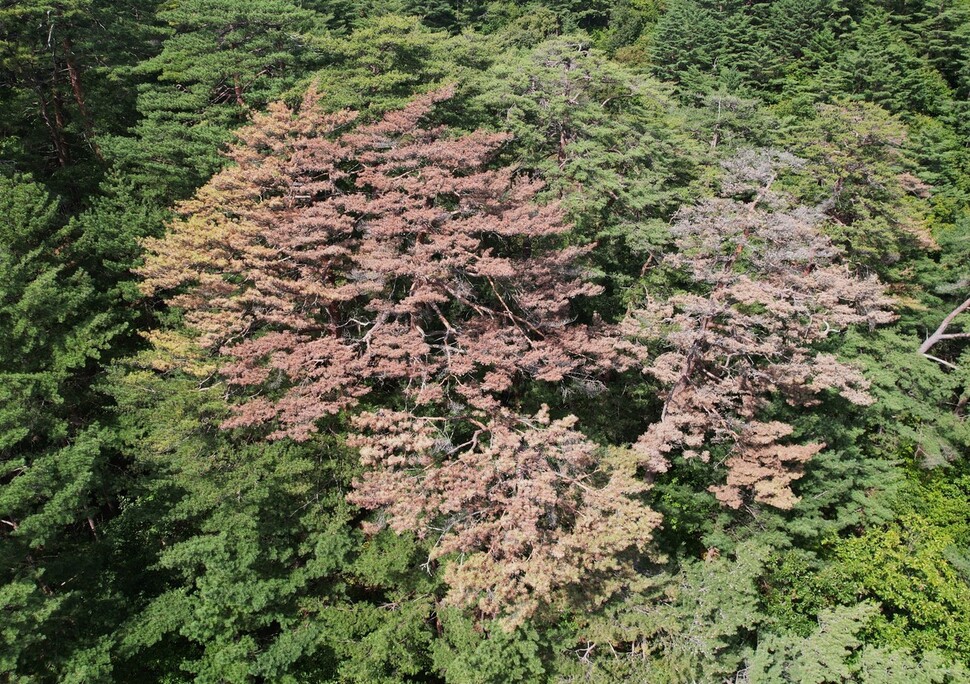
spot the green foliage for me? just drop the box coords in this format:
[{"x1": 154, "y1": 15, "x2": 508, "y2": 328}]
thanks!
[
  {"x1": 2, "y1": 0, "x2": 970, "y2": 680},
  {"x1": 765, "y1": 469, "x2": 970, "y2": 668},
  {"x1": 472, "y1": 38, "x2": 700, "y2": 305},
  {"x1": 105, "y1": 0, "x2": 325, "y2": 201},
  {"x1": 833, "y1": 470, "x2": 970, "y2": 658},
  {"x1": 96, "y1": 347, "x2": 442, "y2": 681},
  {"x1": 555, "y1": 542, "x2": 770, "y2": 682},
  {"x1": 750, "y1": 603, "x2": 970, "y2": 683},
  {"x1": 835, "y1": 11, "x2": 952, "y2": 116},
  {"x1": 432, "y1": 613, "x2": 551, "y2": 683},
  {"x1": 0, "y1": 0, "x2": 164, "y2": 196},
  {"x1": 775, "y1": 100, "x2": 932, "y2": 279},
  {"x1": 310, "y1": 14, "x2": 470, "y2": 116},
  {"x1": 66, "y1": 175, "x2": 169, "y2": 291},
  {"x1": 837, "y1": 329, "x2": 969, "y2": 468},
  {"x1": 649, "y1": 0, "x2": 721, "y2": 87},
  {"x1": 0, "y1": 174, "x2": 131, "y2": 680},
  {"x1": 0, "y1": 0, "x2": 98, "y2": 183},
  {"x1": 827, "y1": 517, "x2": 970, "y2": 659},
  {"x1": 0, "y1": 173, "x2": 119, "y2": 450},
  {"x1": 889, "y1": 0, "x2": 970, "y2": 97}
]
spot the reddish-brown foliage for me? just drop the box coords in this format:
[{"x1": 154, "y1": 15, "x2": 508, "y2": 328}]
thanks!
[
  {"x1": 623, "y1": 160, "x2": 896, "y2": 509},
  {"x1": 350, "y1": 406, "x2": 659, "y2": 625},
  {"x1": 140, "y1": 85, "x2": 620, "y2": 440},
  {"x1": 140, "y1": 86, "x2": 653, "y2": 621}
]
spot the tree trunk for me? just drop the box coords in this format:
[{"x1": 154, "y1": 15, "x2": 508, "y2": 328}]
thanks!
[
  {"x1": 35, "y1": 85, "x2": 70, "y2": 167},
  {"x1": 233, "y1": 74, "x2": 246, "y2": 107},
  {"x1": 62, "y1": 37, "x2": 103, "y2": 160}
]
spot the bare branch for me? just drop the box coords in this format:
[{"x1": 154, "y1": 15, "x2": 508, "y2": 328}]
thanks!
[{"x1": 919, "y1": 296, "x2": 970, "y2": 366}]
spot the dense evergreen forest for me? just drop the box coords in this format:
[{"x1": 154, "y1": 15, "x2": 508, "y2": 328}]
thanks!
[{"x1": 2, "y1": 1, "x2": 970, "y2": 681}]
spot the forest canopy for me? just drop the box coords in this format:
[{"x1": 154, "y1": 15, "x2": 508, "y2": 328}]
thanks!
[{"x1": 1, "y1": 1, "x2": 969, "y2": 682}]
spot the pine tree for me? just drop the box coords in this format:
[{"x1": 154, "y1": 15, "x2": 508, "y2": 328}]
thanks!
[
  {"x1": 310, "y1": 14, "x2": 464, "y2": 117},
  {"x1": 893, "y1": 0, "x2": 970, "y2": 97},
  {"x1": 0, "y1": 1, "x2": 98, "y2": 170},
  {"x1": 778, "y1": 100, "x2": 935, "y2": 280},
  {"x1": 623, "y1": 151, "x2": 895, "y2": 509},
  {"x1": 648, "y1": 0, "x2": 720, "y2": 86},
  {"x1": 139, "y1": 87, "x2": 657, "y2": 623},
  {"x1": 350, "y1": 408, "x2": 657, "y2": 624},
  {"x1": 750, "y1": 603, "x2": 970, "y2": 682},
  {"x1": 835, "y1": 11, "x2": 952, "y2": 116},
  {"x1": 472, "y1": 39, "x2": 700, "y2": 302},
  {"x1": 98, "y1": 344, "x2": 439, "y2": 681},
  {"x1": 0, "y1": 0, "x2": 162, "y2": 195},
  {"x1": 0, "y1": 174, "x2": 126, "y2": 679},
  {"x1": 105, "y1": 0, "x2": 324, "y2": 202}
]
